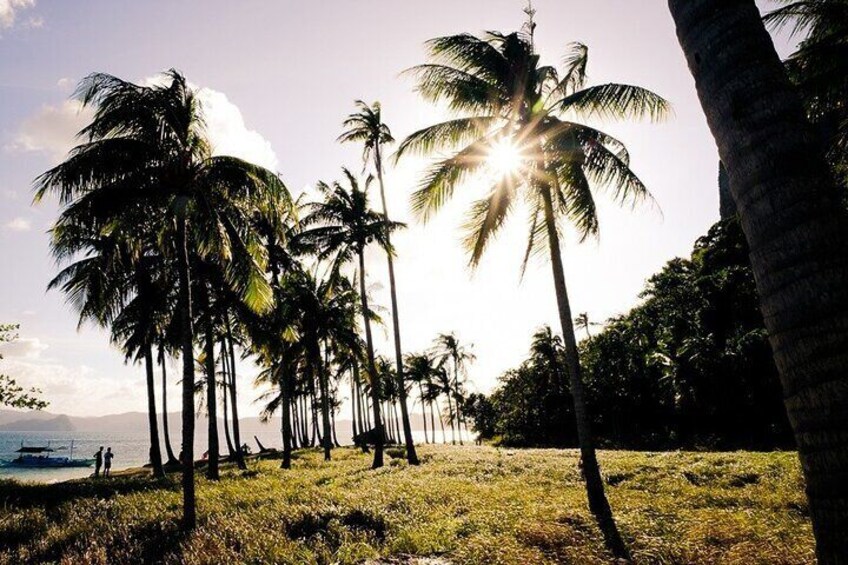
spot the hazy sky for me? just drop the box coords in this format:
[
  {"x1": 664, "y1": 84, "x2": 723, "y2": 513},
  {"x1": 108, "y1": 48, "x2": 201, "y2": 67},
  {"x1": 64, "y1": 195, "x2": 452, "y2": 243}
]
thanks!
[{"x1": 0, "y1": 1, "x2": 795, "y2": 418}]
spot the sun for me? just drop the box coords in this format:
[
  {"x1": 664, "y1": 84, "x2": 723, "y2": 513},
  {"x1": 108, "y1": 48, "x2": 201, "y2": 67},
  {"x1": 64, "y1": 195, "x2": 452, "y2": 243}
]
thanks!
[{"x1": 487, "y1": 137, "x2": 525, "y2": 177}]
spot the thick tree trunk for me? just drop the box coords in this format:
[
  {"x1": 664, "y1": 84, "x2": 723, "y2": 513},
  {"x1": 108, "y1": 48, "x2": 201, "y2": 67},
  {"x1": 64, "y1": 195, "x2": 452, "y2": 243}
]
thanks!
[
  {"x1": 540, "y1": 183, "x2": 629, "y2": 560},
  {"x1": 225, "y1": 324, "x2": 246, "y2": 470},
  {"x1": 281, "y1": 364, "x2": 293, "y2": 469},
  {"x1": 358, "y1": 251, "x2": 384, "y2": 468},
  {"x1": 144, "y1": 345, "x2": 165, "y2": 478},
  {"x1": 175, "y1": 216, "x2": 196, "y2": 530},
  {"x1": 159, "y1": 346, "x2": 178, "y2": 464},
  {"x1": 201, "y1": 284, "x2": 219, "y2": 481},
  {"x1": 668, "y1": 2, "x2": 848, "y2": 561},
  {"x1": 374, "y1": 146, "x2": 420, "y2": 465}
]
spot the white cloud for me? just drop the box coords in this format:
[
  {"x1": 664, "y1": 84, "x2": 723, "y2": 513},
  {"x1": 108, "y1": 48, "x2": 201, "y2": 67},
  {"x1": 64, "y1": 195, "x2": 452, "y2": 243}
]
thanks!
[
  {"x1": 197, "y1": 88, "x2": 279, "y2": 171},
  {"x1": 8, "y1": 99, "x2": 90, "y2": 163},
  {"x1": 10, "y1": 79, "x2": 278, "y2": 171},
  {"x1": 0, "y1": 0, "x2": 35, "y2": 30},
  {"x1": 4, "y1": 216, "x2": 31, "y2": 231},
  {"x1": 0, "y1": 336, "x2": 48, "y2": 359}
]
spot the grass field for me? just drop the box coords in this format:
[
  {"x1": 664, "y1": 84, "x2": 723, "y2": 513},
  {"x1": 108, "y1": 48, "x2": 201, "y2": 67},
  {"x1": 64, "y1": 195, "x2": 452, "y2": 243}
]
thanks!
[{"x1": 0, "y1": 445, "x2": 814, "y2": 564}]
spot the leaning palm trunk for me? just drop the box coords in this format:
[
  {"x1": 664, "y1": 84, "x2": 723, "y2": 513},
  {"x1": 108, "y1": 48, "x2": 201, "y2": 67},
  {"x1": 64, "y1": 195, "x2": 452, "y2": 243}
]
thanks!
[
  {"x1": 540, "y1": 181, "x2": 628, "y2": 560},
  {"x1": 225, "y1": 323, "x2": 246, "y2": 469},
  {"x1": 668, "y1": 2, "x2": 848, "y2": 560},
  {"x1": 358, "y1": 250, "x2": 384, "y2": 468},
  {"x1": 144, "y1": 345, "x2": 165, "y2": 478},
  {"x1": 176, "y1": 217, "x2": 196, "y2": 530},
  {"x1": 374, "y1": 146, "x2": 420, "y2": 465},
  {"x1": 201, "y1": 285, "x2": 219, "y2": 481},
  {"x1": 159, "y1": 346, "x2": 178, "y2": 464}
]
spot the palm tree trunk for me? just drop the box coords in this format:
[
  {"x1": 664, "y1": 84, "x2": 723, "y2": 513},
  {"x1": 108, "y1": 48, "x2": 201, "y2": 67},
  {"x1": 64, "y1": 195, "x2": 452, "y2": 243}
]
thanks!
[
  {"x1": 540, "y1": 182, "x2": 628, "y2": 560},
  {"x1": 358, "y1": 250, "x2": 384, "y2": 468},
  {"x1": 175, "y1": 216, "x2": 196, "y2": 530},
  {"x1": 419, "y1": 383, "x2": 429, "y2": 444},
  {"x1": 290, "y1": 395, "x2": 299, "y2": 451},
  {"x1": 436, "y1": 398, "x2": 447, "y2": 444},
  {"x1": 668, "y1": 2, "x2": 848, "y2": 560},
  {"x1": 281, "y1": 364, "x2": 293, "y2": 469},
  {"x1": 375, "y1": 147, "x2": 420, "y2": 465},
  {"x1": 144, "y1": 345, "x2": 165, "y2": 478},
  {"x1": 454, "y1": 364, "x2": 464, "y2": 446},
  {"x1": 445, "y1": 389, "x2": 456, "y2": 445},
  {"x1": 351, "y1": 371, "x2": 359, "y2": 441},
  {"x1": 159, "y1": 344, "x2": 178, "y2": 464},
  {"x1": 315, "y1": 344, "x2": 333, "y2": 461},
  {"x1": 220, "y1": 342, "x2": 236, "y2": 458},
  {"x1": 201, "y1": 284, "x2": 219, "y2": 481},
  {"x1": 225, "y1": 322, "x2": 246, "y2": 470}
]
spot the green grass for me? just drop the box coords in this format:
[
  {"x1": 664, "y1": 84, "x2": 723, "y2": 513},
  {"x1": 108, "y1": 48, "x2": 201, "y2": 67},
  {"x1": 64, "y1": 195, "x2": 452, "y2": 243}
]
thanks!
[{"x1": 0, "y1": 446, "x2": 814, "y2": 564}]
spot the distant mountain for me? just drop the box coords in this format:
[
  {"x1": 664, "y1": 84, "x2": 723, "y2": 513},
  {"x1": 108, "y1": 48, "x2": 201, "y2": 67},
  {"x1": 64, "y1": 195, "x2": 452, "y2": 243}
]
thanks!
[
  {"x1": 0, "y1": 409, "x2": 433, "y2": 447},
  {"x1": 0, "y1": 414, "x2": 76, "y2": 432}
]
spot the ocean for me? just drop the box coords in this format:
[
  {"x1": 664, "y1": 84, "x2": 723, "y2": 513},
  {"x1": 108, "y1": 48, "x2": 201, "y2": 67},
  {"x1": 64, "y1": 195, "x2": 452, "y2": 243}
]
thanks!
[{"x1": 0, "y1": 425, "x2": 455, "y2": 483}]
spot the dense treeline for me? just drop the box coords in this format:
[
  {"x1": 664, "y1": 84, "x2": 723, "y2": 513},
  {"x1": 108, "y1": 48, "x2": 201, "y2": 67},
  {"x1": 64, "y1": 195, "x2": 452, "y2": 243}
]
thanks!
[{"x1": 468, "y1": 218, "x2": 793, "y2": 451}]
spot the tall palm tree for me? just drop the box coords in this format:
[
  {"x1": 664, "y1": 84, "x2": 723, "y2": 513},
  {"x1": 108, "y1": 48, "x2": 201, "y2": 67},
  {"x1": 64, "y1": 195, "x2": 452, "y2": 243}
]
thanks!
[
  {"x1": 297, "y1": 169, "x2": 402, "y2": 467},
  {"x1": 668, "y1": 2, "x2": 848, "y2": 561},
  {"x1": 396, "y1": 29, "x2": 670, "y2": 558},
  {"x1": 35, "y1": 70, "x2": 290, "y2": 529},
  {"x1": 339, "y1": 101, "x2": 420, "y2": 465},
  {"x1": 46, "y1": 212, "x2": 168, "y2": 479},
  {"x1": 432, "y1": 333, "x2": 475, "y2": 444}
]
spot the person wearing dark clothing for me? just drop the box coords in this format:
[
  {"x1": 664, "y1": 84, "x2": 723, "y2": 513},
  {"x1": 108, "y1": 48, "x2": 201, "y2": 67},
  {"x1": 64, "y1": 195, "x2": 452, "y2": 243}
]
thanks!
[
  {"x1": 104, "y1": 447, "x2": 114, "y2": 477},
  {"x1": 93, "y1": 446, "x2": 103, "y2": 478}
]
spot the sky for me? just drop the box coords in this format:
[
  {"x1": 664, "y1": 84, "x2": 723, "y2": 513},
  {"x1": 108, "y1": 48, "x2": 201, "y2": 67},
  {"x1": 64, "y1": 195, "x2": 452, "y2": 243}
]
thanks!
[{"x1": 0, "y1": 0, "x2": 797, "y2": 418}]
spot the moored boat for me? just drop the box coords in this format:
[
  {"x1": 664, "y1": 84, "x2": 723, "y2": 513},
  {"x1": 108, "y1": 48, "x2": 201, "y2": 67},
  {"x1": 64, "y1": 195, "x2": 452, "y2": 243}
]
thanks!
[{"x1": 3, "y1": 441, "x2": 94, "y2": 468}]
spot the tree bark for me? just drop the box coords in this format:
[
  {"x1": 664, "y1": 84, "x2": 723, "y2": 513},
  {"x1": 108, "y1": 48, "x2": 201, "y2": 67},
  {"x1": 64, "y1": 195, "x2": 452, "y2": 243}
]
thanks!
[
  {"x1": 201, "y1": 284, "x2": 219, "y2": 481},
  {"x1": 159, "y1": 345, "x2": 178, "y2": 464},
  {"x1": 315, "y1": 343, "x2": 333, "y2": 461},
  {"x1": 358, "y1": 250, "x2": 384, "y2": 468},
  {"x1": 374, "y1": 143, "x2": 420, "y2": 465},
  {"x1": 225, "y1": 321, "x2": 246, "y2": 469},
  {"x1": 281, "y1": 363, "x2": 293, "y2": 469},
  {"x1": 220, "y1": 341, "x2": 236, "y2": 458},
  {"x1": 144, "y1": 345, "x2": 165, "y2": 478},
  {"x1": 540, "y1": 182, "x2": 629, "y2": 560},
  {"x1": 175, "y1": 216, "x2": 196, "y2": 530},
  {"x1": 668, "y1": 2, "x2": 848, "y2": 561},
  {"x1": 419, "y1": 383, "x2": 429, "y2": 443}
]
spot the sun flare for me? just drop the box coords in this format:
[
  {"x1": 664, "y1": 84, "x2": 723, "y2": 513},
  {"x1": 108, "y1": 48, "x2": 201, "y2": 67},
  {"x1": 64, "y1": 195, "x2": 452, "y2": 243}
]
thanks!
[{"x1": 487, "y1": 137, "x2": 525, "y2": 177}]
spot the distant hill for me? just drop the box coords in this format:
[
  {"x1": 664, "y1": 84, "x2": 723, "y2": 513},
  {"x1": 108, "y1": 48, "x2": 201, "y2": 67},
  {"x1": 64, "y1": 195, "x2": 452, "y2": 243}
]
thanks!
[{"x1": 0, "y1": 414, "x2": 76, "y2": 432}]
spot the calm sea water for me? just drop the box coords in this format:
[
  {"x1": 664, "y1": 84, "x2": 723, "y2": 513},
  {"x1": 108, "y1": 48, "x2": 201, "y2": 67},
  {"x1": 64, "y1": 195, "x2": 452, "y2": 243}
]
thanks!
[
  {"x1": 0, "y1": 427, "x2": 454, "y2": 483},
  {"x1": 0, "y1": 430, "x2": 154, "y2": 483}
]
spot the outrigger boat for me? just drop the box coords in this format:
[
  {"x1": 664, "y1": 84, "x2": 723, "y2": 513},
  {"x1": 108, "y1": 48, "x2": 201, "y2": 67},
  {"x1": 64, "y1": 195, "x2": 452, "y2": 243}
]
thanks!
[{"x1": 4, "y1": 440, "x2": 94, "y2": 468}]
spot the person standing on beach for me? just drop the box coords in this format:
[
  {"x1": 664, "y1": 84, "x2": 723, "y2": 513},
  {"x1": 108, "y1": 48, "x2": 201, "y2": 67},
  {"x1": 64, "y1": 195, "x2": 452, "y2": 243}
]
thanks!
[
  {"x1": 103, "y1": 447, "x2": 114, "y2": 477},
  {"x1": 93, "y1": 446, "x2": 103, "y2": 478}
]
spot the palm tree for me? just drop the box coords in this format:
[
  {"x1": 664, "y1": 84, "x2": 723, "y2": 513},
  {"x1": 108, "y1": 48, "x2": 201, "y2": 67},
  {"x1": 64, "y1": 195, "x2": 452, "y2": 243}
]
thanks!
[
  {"x1": 668, "y1": 2, "x2": 848, "y2": 561},
  {"x1": 297, "y1": 169, "x2": 402, "y2": 467},
  {"x1": 35, "y1": 70, "x2": 290, "y2": 529},
  {"x1": 47, "y1": 214, "x2": 167, "y2": 479},
  {"x1": 764, "y1": 0, "x2": 848, "y2": 187},
  {"x1": 405, "y1": 352, "x2": 441, "y2": 444},
  {"x1": 340, "y1": 101, "x2": 421, "y2": 465},
  {"x1": 432, "y1": 333, "x2": 475, "y2": 444},
  {"x1": 396, "y1": 29, "x2": 670, "y2": 558}
]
